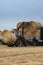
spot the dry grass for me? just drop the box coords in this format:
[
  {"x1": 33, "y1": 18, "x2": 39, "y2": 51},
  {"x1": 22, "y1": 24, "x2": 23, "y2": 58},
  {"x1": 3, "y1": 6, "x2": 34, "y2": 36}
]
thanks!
[{"x1": 0, "y1": 45, "x2": 43, "y2": 65}]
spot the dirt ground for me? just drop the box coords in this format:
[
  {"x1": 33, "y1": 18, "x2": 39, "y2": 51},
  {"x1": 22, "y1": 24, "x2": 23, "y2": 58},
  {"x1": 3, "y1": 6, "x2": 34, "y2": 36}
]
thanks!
[{"x1": 0, "y1": 45, "x2": 43, "y2": 65}]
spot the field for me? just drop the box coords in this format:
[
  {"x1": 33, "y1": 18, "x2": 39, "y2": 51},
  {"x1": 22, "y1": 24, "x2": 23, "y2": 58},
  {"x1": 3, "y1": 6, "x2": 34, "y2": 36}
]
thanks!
[{"x1": 0, "y1": 45, "x2": 43, "y2": 65}]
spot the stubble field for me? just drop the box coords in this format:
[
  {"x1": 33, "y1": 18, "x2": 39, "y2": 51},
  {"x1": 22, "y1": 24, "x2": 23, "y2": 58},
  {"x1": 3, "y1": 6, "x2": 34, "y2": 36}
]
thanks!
[{"x1": 0, "y1": 45, "x2": 43, "y2": 65}]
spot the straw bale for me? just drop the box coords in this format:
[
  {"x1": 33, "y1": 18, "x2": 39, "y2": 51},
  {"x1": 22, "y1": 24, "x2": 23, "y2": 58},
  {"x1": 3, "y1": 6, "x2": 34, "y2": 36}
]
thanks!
[
  {"x1": 2, "y1": 30, "x2": 17, "y2": 45},
  {"x1": 34, "y1": 30, "x2": 40, "y2": 37}
]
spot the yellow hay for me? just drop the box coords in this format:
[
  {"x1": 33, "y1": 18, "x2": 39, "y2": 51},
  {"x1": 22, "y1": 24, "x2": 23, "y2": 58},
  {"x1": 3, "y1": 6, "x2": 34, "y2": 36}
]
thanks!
[
  {"x1": 17, "y1": 21, "x2": 41, "y2": 36},
  {"x1": 2, "y1": 30, "x2": 16, "y2": 45}
]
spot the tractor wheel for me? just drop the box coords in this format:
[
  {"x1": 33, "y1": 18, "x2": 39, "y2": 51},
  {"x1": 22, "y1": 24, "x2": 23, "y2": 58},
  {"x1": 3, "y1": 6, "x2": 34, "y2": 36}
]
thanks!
[{"x1": 15, "y1": 38, "x2": 23, "y2": 47}]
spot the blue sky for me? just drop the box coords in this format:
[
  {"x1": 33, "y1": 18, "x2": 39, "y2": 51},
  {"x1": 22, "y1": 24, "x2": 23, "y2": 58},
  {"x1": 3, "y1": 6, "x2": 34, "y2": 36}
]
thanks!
[{"x1": 0, "y1": 0, "x2": 43, "y2": 30}]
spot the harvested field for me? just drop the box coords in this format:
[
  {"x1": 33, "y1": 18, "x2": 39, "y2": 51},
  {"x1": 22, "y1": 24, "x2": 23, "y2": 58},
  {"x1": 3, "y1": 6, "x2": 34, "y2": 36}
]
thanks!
[{"x1": 0, "y1": 45, "x2": 43, "y2": 65}]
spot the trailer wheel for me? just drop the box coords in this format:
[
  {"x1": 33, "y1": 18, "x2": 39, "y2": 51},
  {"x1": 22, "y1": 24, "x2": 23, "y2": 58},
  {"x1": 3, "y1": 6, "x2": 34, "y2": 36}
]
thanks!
[
  {"x1": 20, "y1": 37, "x2": 28, "y2": 46},
  {"x1": 33, "y1": 41, "x2": 37, "y2": 46},
  {"x1": 33, "y1": 37, "x2": 38, "y2": 46}
]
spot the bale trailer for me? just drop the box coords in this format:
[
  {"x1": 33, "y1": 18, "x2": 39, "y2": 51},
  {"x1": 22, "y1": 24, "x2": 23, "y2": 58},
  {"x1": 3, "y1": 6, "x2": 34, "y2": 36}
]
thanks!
[{"x1": 10, "y1": 22, "x2": 43, "y2": 47}]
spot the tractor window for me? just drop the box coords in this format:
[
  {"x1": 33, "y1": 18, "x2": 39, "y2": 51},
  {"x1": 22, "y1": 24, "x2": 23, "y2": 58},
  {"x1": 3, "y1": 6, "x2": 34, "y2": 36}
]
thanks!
[{"x1": 18, "y1": 31, "x2": 22, "y2": 36}]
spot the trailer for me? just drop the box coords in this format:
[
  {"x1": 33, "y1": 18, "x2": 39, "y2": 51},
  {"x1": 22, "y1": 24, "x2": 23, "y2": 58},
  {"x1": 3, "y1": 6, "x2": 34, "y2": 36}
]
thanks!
[{"x1": 13, "y1": 22, "x2": 43, "y2": 47}]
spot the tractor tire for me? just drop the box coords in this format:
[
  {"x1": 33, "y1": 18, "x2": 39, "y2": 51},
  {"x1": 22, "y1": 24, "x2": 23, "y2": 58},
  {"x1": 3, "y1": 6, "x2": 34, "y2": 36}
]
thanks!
[{"x1": 15, "y1": 38, "x2": 23, "y2": 47}]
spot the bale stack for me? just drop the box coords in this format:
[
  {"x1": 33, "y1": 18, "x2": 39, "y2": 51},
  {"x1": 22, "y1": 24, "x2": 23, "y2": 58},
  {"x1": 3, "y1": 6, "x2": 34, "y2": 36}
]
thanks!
[
  {"x1": 17, "y1": 21, "x2": 41, "y2": 37},
  {"x1": 2, "y1": 30, "x2": 17, "y2": 45}
]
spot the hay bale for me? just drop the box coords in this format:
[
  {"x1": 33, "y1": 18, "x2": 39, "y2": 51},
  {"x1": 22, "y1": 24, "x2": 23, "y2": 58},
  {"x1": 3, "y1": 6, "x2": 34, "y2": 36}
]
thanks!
[
  {"x1": 29, "y1": 21, "x2": 37, "y2": 32},
  {"x1": 24, "y1": 31, "x2": 33, "y2": 36},
  {"x1": 22, "y1": 21, "x2": 38, "y2": 36},
  {"x1": 34, "y1": 30, "x2": 40, "y2": 37},
  {"x1": 2, "y1": 30, "x2": 17, "y2": 45}
]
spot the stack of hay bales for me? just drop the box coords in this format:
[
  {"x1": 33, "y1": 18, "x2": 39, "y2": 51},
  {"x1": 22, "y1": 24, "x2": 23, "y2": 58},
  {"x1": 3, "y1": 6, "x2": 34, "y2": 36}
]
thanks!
[
  {"x1": 2, "y1": 30, "x2": 17, "y2": 45},
  {"x1": 17, "y1": 21, "x2": 41, "y2": 37}
]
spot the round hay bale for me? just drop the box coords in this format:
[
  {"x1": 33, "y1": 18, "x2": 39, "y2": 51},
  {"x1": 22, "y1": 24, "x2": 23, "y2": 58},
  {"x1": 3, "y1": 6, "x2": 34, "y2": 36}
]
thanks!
[
  {"x1": 24, "y1": 31, "x2": 33, "y2": 36},
  {"x1": 29, "y1": 21, "x2": 37, "y2": 32},
  {"x1": 2, "y1": 30, "x2": 17, "y2": 45},
  {"x1": 34, "y1": 30, "x2": 40, "y2": 37}
]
